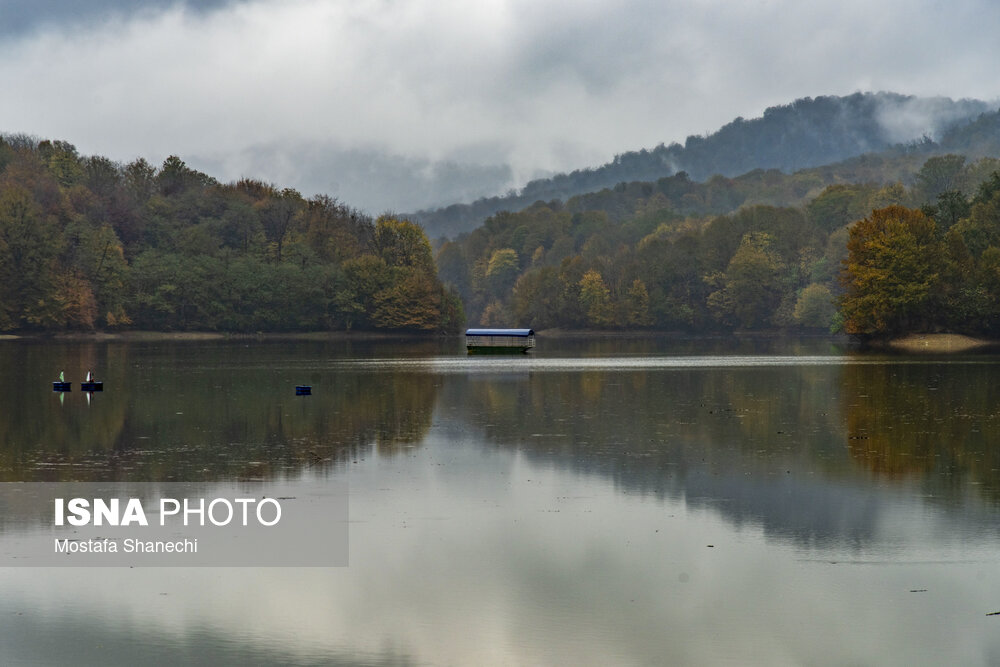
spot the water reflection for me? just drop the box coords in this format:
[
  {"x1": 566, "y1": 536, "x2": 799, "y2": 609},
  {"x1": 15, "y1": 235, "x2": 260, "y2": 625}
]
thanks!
[
  {"x1": 2, "y1": 339, "x2": 1000, "y2": 665},
  {"x1": 3, "y1": 341, "x2": 1000, "y2": 515},
  {"x1": 2, "y1": 441, "x2": 999, "y2": 666},
  {"x1": 0, "y1": 341, "x2": 440, "y2": 481},
  {"x1": 842, "y1": 360, "x2": 1000, "y2": 501}
]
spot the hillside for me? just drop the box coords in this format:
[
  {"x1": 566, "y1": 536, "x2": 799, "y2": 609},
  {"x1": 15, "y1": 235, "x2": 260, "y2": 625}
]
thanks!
[
  {"x1": 436, "y1": 147, "x2": 1000, "y2": 336},
  {"x1": 412, "y1": 93, "x2": 997, "y2": 239},
  {"x1": 5, "y1": 92, "x2": 1000, "y2": 338},
  {"x1": 0, "y1": 137, "x2": 463, "y2": 334}
]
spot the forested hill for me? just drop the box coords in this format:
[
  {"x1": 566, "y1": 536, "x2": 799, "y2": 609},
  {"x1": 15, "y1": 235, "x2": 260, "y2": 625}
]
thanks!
[
  {"x1": 412, "y1": 93, "x2": 997, "y2": 239},
  {"x1": 0, "y1": 136, "x2": 463, "y2": 334},
  {"x1": 437, "y1": 152, "x2": 1000, "y2": 338}
]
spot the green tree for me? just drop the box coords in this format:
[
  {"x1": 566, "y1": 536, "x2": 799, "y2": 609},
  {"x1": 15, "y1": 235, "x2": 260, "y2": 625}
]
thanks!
[
  {"x1": 915, "y1": 155, "x2": 967, "y2": 202},
  {"x1": 952, "y1": 178, "x2": 1000, "y2": 257},
  {"x1": 807, "y1": 184, "x2": 878, "y2": 233},
  {"x1": 373, "y1": 216, "x2": 434, "y2": 272},
  {"x1": 436, "y1": 241, "x2": 470, "y2": 295},
  {"x1": 158, "y1": 156, "x2": 214, "y2": 196},
  {"x1": 0, "y1": 185, "x2": 62, "y2": 329},
  {"x1": 340, "y1": 255, "x2": 392, "y2": 329},
  {"x1": 124, "y1": 158, "x2": 157, "y2": 203},
  {"x1": 485, "y1": 248, "x2": 520, "y2": 296},
  {"x1": 921, "y1": 190, "x2": 971, "y2": 231},
  {"x1": 512, "y1": 267, "x2": 563, "y2": 329},
  {"x1": 793, "y1": 283, "x2": 836, "y2": 330},
  {"x1": 39, "y1": 140, "x2": 83, "y2": 187},
  {"x1": 255, "y1": 187, "x2": 303, "y2": 263},
  {"x1": 706, "y1": 232, "x2": 786, "y2": 328}
]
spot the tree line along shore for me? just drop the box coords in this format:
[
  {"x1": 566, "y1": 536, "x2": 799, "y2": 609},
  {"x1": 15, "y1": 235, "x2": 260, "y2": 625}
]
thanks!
[{"x1": 3, "y1": 134, "x2": 1000, "y2": 344}]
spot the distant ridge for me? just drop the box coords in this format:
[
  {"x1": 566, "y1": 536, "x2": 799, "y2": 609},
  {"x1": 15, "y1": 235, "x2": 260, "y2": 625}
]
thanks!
[{"x1": 412, "y1": 92, "x2": 996, "y2": 238}]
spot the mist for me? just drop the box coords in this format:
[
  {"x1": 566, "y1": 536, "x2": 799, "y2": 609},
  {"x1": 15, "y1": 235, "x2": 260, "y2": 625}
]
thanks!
[
  {"x1": 191, "y1": 143, "x2": 517, "y2": 213},
  {"x1": 2, "y1": 0, "x2": 1000, "y2": 213}
]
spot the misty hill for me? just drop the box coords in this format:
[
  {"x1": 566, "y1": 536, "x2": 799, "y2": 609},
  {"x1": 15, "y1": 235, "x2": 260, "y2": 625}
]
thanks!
[{"x1": 412, "y1": 92, "x2": 997, "y2": 238}]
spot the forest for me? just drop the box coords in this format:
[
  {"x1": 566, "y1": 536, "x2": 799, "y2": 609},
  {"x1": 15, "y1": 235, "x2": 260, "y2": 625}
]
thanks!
[
  {"x1": 412, "y1": 93, "x2": 1000, "y2": 239},
  {"x1": 5, "y1": 99, "x2": 1000, "y2": 339},
  {"x1": 0, "y1": 136, "x2": 462, "y2": 334},
  {"x1": 438, "y1": 153, "x2": 1000, "y2": 338}
]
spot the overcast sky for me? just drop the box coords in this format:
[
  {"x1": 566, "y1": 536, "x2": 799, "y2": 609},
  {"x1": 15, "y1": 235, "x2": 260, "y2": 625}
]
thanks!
[{"x1": 2, "y1": 0, "x2": 999, "y2": 212}]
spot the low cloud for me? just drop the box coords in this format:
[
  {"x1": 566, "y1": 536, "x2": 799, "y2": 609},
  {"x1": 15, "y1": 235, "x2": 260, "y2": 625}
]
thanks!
[
  {"x1": 1, "y1": 0, "x2": 999, "y2": 211},
  {"x1": 192, "y1": 142, "x2": 515, "y2": 214}
]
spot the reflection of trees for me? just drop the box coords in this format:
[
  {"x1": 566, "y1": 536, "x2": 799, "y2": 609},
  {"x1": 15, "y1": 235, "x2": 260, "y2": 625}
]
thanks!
[
  {"x1": 841, "y1": 360, "x2": 1000, "y2": 500},
  {"x1": 336, "y1": 371, "x2": 437, "y2": 457},
  {"x1": 445, "y1": 365, "x2": 885, "y2": 548},
  {"x1": 0, "y1": 342, "x2": 439, "y2": 481},
  {"x1": 446, "y1": 355, "x2": 1000, "y2": 545},
  {"x1": 450, "y1": 364, "x2": 850, "y2": 489}
]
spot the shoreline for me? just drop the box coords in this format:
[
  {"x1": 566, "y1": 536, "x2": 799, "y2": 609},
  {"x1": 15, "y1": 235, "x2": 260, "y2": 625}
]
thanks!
[
  {"x1": 2, "y1": 330, "x2": 996, "y2": 352},
  {"x1": 880, "y1": 333, "x2": 997, "y2": 353},
  {"x1": 0, "y1": 330, "x2": 450, "y2": 342}
]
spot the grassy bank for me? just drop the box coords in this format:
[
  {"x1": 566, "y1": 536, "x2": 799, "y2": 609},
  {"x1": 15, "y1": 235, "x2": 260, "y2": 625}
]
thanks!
[{"x1": 886, "y1": 334, "x2": 996, "y2": 353}]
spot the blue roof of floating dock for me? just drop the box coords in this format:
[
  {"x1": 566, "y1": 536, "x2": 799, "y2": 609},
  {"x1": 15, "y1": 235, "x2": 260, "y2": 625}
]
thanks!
[{"x1": 465, "y1": 328, "x2": 534, "y2": 337}]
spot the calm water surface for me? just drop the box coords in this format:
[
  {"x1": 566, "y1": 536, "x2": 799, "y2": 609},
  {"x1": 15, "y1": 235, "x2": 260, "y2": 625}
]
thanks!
[{"x1": 1, "y1": 337, "x2": 999, "y2": 666}]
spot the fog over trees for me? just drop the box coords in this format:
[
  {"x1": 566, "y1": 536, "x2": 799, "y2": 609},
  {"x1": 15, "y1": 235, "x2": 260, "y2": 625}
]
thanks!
[
  {"x1": 4, "y1": 92, "x2": 1000, "y2": 338},
  {"x1": 412, "y1": 93, "x2": 997, "y2": 239}
]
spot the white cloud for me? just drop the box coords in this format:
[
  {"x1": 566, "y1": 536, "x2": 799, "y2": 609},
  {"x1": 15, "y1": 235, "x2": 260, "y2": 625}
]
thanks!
[{"x1": 1, "y1": 0, "x2": 998, "y2": 211}]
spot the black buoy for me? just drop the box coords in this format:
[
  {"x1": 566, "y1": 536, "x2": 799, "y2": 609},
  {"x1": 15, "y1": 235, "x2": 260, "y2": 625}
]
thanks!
[{"x1": 295, "y1": 385, "x2": 312, "y2": 395}]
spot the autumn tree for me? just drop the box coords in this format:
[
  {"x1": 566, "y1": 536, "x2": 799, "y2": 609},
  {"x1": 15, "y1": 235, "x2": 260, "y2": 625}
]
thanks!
[
  {"x1": 302, "y1": 195, "x2": 371, "y2": 264},
  {"x1": 373, "y1": 270, "x2": 443, "y2": 330},
  {"x1": 64, "y1": 221, "x2": 131, "y2": 326},
  {"x1": 625, "y1": 278, "x2": 652, "y2": 327},
  {"x1": 840, "y1": 206, "x2": 944, "y2": 335},
  {"x1": 578, "y1": 269, "x2": 615, "y2": 328}
]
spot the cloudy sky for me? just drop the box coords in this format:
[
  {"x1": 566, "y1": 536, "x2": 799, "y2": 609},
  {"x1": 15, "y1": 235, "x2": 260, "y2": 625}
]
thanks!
[{"x1": 2, "y1": 0, "x2": 999, "y2": 212}]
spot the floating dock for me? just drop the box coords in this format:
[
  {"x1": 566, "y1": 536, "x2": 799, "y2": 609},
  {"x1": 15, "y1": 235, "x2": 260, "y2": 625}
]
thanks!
[{"x1": 465, "y1": 328, "x2": 535, "y2": 354}]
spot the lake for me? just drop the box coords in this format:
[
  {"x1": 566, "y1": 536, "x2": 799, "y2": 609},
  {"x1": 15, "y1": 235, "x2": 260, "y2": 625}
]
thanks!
[{"x1": 1, "y1": 337, "x2": 999, "y2": 666}]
